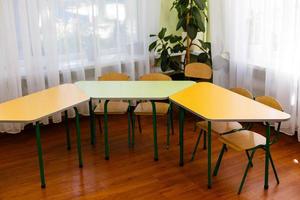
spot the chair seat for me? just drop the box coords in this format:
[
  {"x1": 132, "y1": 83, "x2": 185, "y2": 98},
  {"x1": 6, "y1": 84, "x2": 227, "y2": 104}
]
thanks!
[
  {"x1": 94, "y1": 101, "x2": 129, "y2": 114},
  {"x1": 196, "y1": 121, "x2": 243, "y2": 134},
  {"x1": 134, "y1": 102, "x2": 169, "y2": 116},
  {"x1": 219, "y1": 130, "x2": 266, "y2": 151}
]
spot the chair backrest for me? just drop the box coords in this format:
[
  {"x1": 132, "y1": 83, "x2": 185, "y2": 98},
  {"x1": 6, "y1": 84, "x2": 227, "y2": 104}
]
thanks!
[
  {"x1": 98, "y1": 71, "x2": 130, "y2": 81},
  {"x1": 184, "y1": 62, "x2": 212, "y2": 80},
  {"x1": 139, "y1": 73, "x2": 172, "y2": 81},
  {"x1": 255, "y1": 96, "x2": 283, "y2": 111},
  {"x1": 229, "y1": 88, "x2": 254, "y2": 99}
]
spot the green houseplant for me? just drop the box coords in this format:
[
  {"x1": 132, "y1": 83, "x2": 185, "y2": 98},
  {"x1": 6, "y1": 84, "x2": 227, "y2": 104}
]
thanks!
[{"x1": 149, "y1": 0, "x2": 211, "y2": 73}]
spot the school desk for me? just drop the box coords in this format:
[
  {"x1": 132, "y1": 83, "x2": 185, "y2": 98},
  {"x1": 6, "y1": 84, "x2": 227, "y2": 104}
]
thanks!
[
  {"x1": 169, "y1": 82, "x2": 290, "y2": 189},
  {"x1": 0, "y1": 84, "x2": 89, "y2": 188},
  {"x1": 75, "y1": 81, "x2": 195, "y2": 161}
]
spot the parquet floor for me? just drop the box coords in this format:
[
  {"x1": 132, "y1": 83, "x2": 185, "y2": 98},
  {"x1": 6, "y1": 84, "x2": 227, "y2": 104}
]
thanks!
[{"x1": 0, "y1": 113, "x2": 299, "y2": 200}]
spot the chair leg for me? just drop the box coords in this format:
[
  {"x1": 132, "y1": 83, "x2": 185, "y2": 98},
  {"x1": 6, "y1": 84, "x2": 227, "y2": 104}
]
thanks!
[
  {"x1": 213, "y1": 144, "x2": 226, "y2": 176},
  {"x1": 166, "y1": 111, "x2": 171, "y2": 149},
  {"x1": 64, "y1": 110, "x2": 71, "y2": 150},
  {"x1": 137, "y1": 115, "x2": 142, "y2": 134},
  {"x1": 131, "y1": 113, "x2": 135, "y2": 147},
  {"x1": 269, "y1": 152, "x2": 280, "y2": 184},
  {"x1": 98, "y1": 116, "x2": 103, "y2": 135},
  {"x1": 127, "y1": 107, "x2": 132, "y2": 147},
  {"x1": 169, "y1": 103, "x2": 174, "y2": 135},
  {"x1": 203, "y1": 131, "x2": 207, "y2": 150},
  {"x1": 238, "y1": 149, "x2": 256, "y2": 194},
  {"x1": 224, "y1": 145, "x2": 228, "y2": 152},
  {"x1": 191, "y1": 129, "x2": 203, "y2": 161},
  {"x1": 246, "y1": 150, "x2": 253, "y2": 167}
]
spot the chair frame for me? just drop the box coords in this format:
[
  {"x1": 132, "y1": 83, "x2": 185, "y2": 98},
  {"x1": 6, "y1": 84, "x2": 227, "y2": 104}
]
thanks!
[
  {"x1": 213, "y1": 122, "x2": 281, "y2": 194},
  {"x1": 191, "y1": 87, "x2": 254, "y2": 161},
  {"x1": 132, "y1": 73, "x2": 174, "y2": 149},
  {"x1": 93, "y1": 72, "x2": 132, "y2": 147}
]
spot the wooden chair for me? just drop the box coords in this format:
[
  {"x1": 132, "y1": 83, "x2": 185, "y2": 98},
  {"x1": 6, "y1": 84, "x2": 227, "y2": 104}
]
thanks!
[
  {"x1": 133, "y1": 73, "x2": 173, "y2": 148},
  {"x1": 191, "y1": 87, "x2": 254, "y2": 161},
  {"x1": 185, "y1": 62, "x2": 212, "y2": 80},
  {"x1": 185, "y1": 62, "x2": 213, "y2": 132},
  {"x1": 214, "y1": 96, "x2": 283, "y2": 194},
  {"x1": 94, "y1": 71, "x2": 132, "y2": 145}
]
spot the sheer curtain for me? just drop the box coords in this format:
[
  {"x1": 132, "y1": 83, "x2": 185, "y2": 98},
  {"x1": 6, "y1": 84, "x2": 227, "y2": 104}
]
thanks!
[
  {"x1": 0, "y1": 0, "x2": 160, "y2": 133},
  {"x1": 210, "y1": 0, "x2": 300, "y2": 141}
]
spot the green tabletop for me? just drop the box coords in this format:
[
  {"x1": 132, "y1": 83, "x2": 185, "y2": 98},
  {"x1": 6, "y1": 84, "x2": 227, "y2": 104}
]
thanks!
[{"x1": 75, "y1": 81, "x2": 195, "y2": 100}]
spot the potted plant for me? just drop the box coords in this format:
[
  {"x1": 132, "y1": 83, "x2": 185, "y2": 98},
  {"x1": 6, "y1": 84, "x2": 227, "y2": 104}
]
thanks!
[{"x1": 149, "y1": 0, "x2": 211, "y2": 79}]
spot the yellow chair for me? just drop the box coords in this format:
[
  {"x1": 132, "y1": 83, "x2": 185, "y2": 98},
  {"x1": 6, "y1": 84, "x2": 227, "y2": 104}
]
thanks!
[
  {"x1": 191, "y1": 87, "x2": 254, "y2": 161},
  {"x1": 133, "y1": 73, "x2": 173, "y2": 148},
  {"x1": 214, "y1": 96, "x2": 283, "y2": 194},
  {"x1": 185, "y1": 62, "x2": 212, "y2": 80},
  {"x1": 185, "y1": 62, "x2": 213, "y2": 132},
  {"x1": 94, "y1": 71, "x2": 132, "y2": 146}
]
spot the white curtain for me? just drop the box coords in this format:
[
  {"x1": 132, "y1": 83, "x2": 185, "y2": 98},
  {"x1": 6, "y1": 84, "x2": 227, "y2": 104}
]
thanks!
[
  {"x1": 0, "y1": 0, "x2": 161, "y2": 133},
  {"x1": 210, "y1": 0, "x2": 300, "y2": 141}
]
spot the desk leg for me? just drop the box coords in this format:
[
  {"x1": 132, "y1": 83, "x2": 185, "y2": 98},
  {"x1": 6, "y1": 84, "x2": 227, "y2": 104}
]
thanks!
[
  {"x1": 104, "y1": 100, "x2": 110, "y2": 160},
  {"x1": 74, "y1": 107, "x2": 83, "y2": 168},
  {"x1": 170, "y1": 102, "x2": 174, "y2": 135},
  {"x1": 264, "y1": 124, "x2": 271, "y2": 189},
  {"x1": 35, "y1": 121, "x2": 46, "y2": 188},
  {"x1": 89, "y1": 99, "x2": 96, "y2": 145},
  {"x1": 64, "y1": 110, "x2": 71, "y2": 150},
  {"x1": 128, "y1": 101, "x2": 132, "y2": 147},
  {"x1": 179, "y1": 107, "x2": 185, "y2": 166},
  {"x1": 208, "y1": 121, "x2": 212, "y2": 188},
  {"x1": 151, "y1": 101, "x2": 158, "y2": 161}
]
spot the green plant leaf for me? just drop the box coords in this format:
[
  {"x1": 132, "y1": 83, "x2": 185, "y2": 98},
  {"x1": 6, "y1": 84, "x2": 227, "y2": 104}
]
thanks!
[
  {"x1": 169, "y1": 60, "x2": 180, "y2": 71},
  {"x1": 150, "y1": 34, "x2": 156, "y2": 37},
  {"x1": 187, "y1": 24, "x2": 198, "y2": 40},
  {"x1": 148, "y1": 41, "x2": 157, "y2": 52},
  {"x1": 164, "y1": 35, "x2": 172, "y2": 41},
  {"x1": 170, "y1": 35, "x2": 182, "y2": 43},
  {"x1": 158, "y1": 28, "x2": 167, "y2": 39},
  {"x1": 194, "y1": 0, "x2": 206, "y2": 10},
  {"x1": 192, "y1": 7, "x2": 205, "y2": 32},
  {"x1": 197, "y1": 52, "x2": 209, "y2": 63},
  {"x1": 160, "y1": 49, "x2": 170, "y2": 72},
  {"x1": 176, "y1": 18, "x2": 184, "y2": 30},
  {"x1": 198, "y1": 40, "x2": 211, "y2": 50}
]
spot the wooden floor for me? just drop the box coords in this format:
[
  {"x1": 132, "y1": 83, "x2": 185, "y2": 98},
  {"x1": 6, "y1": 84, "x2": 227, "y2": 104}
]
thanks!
[{"x1": 0, "y1": 113, "x2": 300, "y2": 200}]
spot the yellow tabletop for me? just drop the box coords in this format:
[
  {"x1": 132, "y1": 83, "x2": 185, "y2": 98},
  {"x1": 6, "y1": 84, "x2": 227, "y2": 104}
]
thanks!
[
  {"x1": 0, "y1": 84, "x2": 89, "y2": 123},
  {"x1": 170, "y1": 82, "x2": 290, "y2": 122}
]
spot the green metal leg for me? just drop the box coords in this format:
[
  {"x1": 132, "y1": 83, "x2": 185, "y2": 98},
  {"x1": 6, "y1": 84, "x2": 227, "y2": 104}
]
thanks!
[
  {"x1": 179, "y1": 107, "x2": 185, "y2": 166},
  {"x1": 207, "y1": 121, "x2": 212, "y2": 188},
  {"x1": 170, "y1": 102, "x2": 174, "y2": 135},
  {"x1": 35, "y1": 122, "x2": 46, "y2": 188},
  {"x1": 64, "y1": 110, "x2": 71, "y2": 150},
  {"x1": 191, "y1": 129, "x2": 203, "y2": 161},
  {"x1": 89, "y1": 99, "x2": 96, "y2": 145},
  {"x1": 246, "y1": 150, "x2": 253, "y2": 167},
  {"x1": 98, "y1": 116, "x2": 103, "y2": 135},
  {"x1": 238, "y1": 149, "x2": 256, "y2": 194},
  {"x1": 74, "y1": 107, "x2": 83, "y2": 168},
  {"x1": 131, "y1": 112, "x2": 135, "y2": 147},
  {"x1": 264, "y1": 124, "x2": 271, "y2": 189},
  {"x1": 127, "y1": 103, "x2": 132, "y2": 147},
  {"x1": 203, "y1": 131, "x2": 207, "y2": 150},
  {"x1": 104, "y1": 100, "x2": 110, "y2": 160},
  {"x1": 269, "y1": 152, "x2": 280, "y2": 184},
  {"x1": 213, "y1": 144, "x2": 226, "y2": 176},
  {"x1": 137, "y1": 115, "x2": 142, "y2": 134},
  {"x1": 166, "y1": 108, "x2": 171, "y2": 149},
  {"x1": 151, "y1": 101, "x2": 158, "y2": 161}
]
